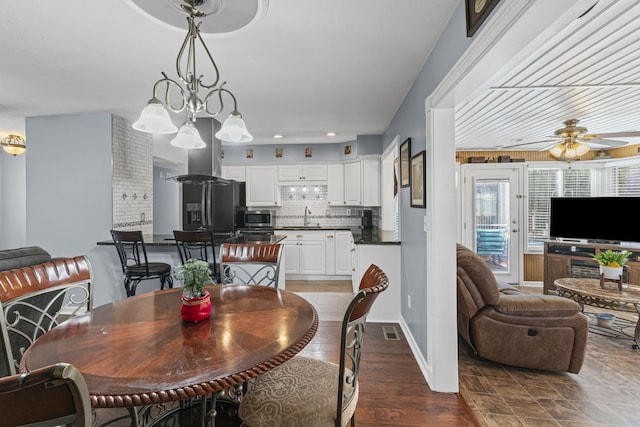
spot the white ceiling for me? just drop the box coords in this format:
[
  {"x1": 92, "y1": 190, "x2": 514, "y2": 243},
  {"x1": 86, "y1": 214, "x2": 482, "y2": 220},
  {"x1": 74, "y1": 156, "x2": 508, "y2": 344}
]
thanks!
[
  {"x1": 455, "y1": 0, "x2": 640, "y2": 152},
  {"x1": 3, "y1": 1, "x2": 638, "y2": 153},
  {"x1": 0, "y1": 0, "x2": 458, "y2": 146}
]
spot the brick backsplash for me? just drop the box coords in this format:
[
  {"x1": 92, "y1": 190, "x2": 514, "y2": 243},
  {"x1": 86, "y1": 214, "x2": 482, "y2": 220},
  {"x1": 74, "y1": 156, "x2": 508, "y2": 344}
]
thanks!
[
  {"x1": 275, "y1": 185, "x2": 378, "y2": 228},
  {"x1": 111, "y1": 115, "x2": 154, "y2": 236}
]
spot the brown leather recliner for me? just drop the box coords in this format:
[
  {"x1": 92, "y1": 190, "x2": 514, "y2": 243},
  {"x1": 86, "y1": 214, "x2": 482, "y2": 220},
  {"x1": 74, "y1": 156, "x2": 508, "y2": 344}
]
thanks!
[{"x1": 456, "y1": 244, "x2": 588, "y2": 374}]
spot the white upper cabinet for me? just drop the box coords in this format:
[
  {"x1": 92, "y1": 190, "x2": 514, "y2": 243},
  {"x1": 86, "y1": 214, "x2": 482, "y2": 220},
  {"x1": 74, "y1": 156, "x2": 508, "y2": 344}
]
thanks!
[
  {"x1": 344, "y1": 161, "x2": 362, "y2": 205},
  {"x1": 246, "y1": 165, "x2": 281, "y2": 207},
  {"x1": 328, "y1": 159, "x2": 381, "y2": 206},
  {"x1": 327, "y1": 163, "x2": 345, "y2": 205},
  {"x1": 221, "y1": 166, "x2": 246, "y2": 182},
  {"x1": 278, "y1": 164, "x2": 328, "y2": 183}
]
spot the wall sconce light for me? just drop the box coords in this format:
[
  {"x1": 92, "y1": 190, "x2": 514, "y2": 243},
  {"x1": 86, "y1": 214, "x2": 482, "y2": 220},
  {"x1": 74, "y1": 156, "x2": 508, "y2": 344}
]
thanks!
[{"x1": 1, "y1": 134, "x2": 26, "y2": 156}]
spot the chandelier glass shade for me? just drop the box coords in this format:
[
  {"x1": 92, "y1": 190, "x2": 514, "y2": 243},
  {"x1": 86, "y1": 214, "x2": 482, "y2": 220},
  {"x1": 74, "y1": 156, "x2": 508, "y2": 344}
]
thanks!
[
  {"x1": 170, "y1": 121, "x2": 206, "y2": 149},
  {"x1": 215, "y1": 112, "x2": 253, "y2": 143},
  {"x1": 1, "y1": 134, "x2": 26, "y2": 156},
  {"x1": 132, "y1": 1, "x2": 253, "y2": 146}
]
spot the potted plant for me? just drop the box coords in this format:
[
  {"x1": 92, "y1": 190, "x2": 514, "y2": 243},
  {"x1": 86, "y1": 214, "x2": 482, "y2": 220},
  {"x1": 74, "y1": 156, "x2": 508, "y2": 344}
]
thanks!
[
  {"x1": 173, "y1": 258, "x2": 214, "y2": 322},
  {"x1": 591, "y1": 249, "x2": 632, "y2": 280}
]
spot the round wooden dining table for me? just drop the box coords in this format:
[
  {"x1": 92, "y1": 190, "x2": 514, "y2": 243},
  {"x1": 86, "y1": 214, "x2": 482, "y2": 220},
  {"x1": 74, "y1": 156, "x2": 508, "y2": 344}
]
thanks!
[{"x1": 20, "y1": 284, "x2": 318, "y2": 410}]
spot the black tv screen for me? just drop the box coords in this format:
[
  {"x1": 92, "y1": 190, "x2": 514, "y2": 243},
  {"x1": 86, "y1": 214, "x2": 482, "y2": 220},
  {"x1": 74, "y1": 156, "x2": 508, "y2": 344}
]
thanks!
[{"x1": 550, "y1": 197, "x2": 640, "y2": 244}]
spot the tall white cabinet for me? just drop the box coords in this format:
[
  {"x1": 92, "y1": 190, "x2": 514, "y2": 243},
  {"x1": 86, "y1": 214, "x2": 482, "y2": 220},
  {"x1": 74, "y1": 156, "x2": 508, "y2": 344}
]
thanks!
[
  {"x1": 245, "y1": 165, "x2": 281, "y2": 207},
  {"x1": 327, "y1": 158, "x2": 381, "y2": 206}
]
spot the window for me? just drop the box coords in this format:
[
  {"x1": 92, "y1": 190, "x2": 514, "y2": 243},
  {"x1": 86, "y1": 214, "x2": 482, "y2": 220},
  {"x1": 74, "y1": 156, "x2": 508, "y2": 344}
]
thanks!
[
  {"x1": 526, "y1": 165, "x2": 593, "y2": 252},
  {"x1": 605, "y1": 161, "x2": 640, "y2": 196}
]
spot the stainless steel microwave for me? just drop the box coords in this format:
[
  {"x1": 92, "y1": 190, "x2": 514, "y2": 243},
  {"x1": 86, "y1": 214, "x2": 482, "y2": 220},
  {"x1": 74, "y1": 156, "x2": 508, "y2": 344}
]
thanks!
[{"x1": 241, "y1": 210, "x2": 276, "y2": 228}]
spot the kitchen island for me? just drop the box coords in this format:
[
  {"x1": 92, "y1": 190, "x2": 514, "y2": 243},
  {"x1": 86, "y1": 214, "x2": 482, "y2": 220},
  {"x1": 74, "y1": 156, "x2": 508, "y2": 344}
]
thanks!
[{"x1": 96, "y1": 233, "x2": 288, "y2": 302}]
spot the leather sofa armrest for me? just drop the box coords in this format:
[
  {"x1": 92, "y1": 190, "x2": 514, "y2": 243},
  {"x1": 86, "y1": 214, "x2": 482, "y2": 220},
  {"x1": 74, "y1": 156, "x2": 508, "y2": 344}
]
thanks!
[{"x1": 494, "y1": 294, "x2": 581, "y2": 317}]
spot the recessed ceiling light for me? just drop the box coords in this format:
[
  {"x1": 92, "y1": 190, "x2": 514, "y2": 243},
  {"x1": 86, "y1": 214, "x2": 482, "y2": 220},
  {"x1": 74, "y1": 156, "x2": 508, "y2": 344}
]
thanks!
[
  {"x1": 273, "y1": 134, "x2": 283, "y2": 139},
  {"x1": 326, "y1": 132, "x2": 336, "y2": 137}
]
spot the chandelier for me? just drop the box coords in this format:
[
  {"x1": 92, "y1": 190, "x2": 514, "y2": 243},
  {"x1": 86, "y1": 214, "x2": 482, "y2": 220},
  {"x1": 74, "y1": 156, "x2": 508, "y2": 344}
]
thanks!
[
  {"x1": 1, "y1": 134, "x2": 26, "y2": 156},
  {"x1": 132, "y1": 0, "x2": 253, "y2": 148},
  {"x1": 548, "y1": 119, "x2": 589, "y2": 159}
]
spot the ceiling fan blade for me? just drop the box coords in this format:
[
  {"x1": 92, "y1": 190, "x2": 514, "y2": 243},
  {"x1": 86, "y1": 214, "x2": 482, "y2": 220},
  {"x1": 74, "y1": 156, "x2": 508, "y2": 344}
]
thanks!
[
  {"x1": 500, "y1": 138, "x2": 558, "y2": 149},
  {"x1": 582, "y1": 138, "x2": 629, "y2": 148},
  {"x1": 585, "y1": 131, "x2": 640, "y2": 139}
]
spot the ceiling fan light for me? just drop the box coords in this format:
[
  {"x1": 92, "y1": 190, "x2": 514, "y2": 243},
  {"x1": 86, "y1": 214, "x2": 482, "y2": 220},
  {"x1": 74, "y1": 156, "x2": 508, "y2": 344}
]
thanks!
[
  {"x1": 564, "y1": 146, "x2": 577, "y2": 158},
  {"x1": 216, "y1": 113, "x2": 253, "y2": 143},
  {"x1": 170, "y1": 122, "x2": 206, "y2": 149},
  {"x1": 549, "y1": 144, "x2": 565, "y2": 158},
  {"x1": 574, "y1": 142, "x2": 590, "y2": 156},
  {"x1": 132, "y1": 99, "x2": 178, "y2": 134}
]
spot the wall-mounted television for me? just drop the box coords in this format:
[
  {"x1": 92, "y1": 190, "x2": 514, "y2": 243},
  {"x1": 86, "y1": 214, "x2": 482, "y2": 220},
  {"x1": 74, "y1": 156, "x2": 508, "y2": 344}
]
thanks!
[{"x1": 550, "y1": 197, "x2": 640, "y2": 244}]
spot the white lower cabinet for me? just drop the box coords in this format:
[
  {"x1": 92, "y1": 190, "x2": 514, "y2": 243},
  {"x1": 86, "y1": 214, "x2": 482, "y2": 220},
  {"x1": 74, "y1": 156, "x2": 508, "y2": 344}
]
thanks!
[
  {"x1": 335, "y1": 231, "x2": 354, "y2": 275},
  {"x1": 279, "y1": 230, "x2": 353, "y2": 278},
  {"x1": 281, "y1": 231, "x2": 326, "y2": 275}
]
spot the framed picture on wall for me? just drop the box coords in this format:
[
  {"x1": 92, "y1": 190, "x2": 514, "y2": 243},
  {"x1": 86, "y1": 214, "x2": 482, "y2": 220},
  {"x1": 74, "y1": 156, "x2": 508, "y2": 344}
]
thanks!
[
  {"x1": 399, "y1": 138, "x2": 411, "y2": 188},
  {"x1": 465, "y1": 0, "x2": 501, "y2": 37},
  {"x1": 410, "y1": 150, "x2": 426, "y2": 208}
]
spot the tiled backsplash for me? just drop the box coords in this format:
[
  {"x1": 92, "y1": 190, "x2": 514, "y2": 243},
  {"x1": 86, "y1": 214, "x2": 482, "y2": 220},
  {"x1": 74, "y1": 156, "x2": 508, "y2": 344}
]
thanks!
[
  {"x1": 274, "y1": 185, "x2": 379, "y2": 228},
  {"x1": 111, "y1": 115, "x2": 154, "y2": 235}
]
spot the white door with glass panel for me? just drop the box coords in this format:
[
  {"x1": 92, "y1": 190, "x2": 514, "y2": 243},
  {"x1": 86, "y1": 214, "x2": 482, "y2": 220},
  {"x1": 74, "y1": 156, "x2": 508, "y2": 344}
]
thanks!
[{"x1": 461, "y1": 165, "x2": 522, "y2": 285}]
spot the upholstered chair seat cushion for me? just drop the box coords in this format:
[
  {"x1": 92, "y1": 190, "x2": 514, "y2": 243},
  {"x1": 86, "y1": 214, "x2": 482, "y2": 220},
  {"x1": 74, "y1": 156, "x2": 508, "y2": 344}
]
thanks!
[{"x1": 239, "y1": 356, "x2": 358, "y2": 427}]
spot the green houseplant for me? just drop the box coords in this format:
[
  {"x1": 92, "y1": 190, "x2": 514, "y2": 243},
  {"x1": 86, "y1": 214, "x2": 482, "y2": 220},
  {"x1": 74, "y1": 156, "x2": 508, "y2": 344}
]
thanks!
[
  {"x1": 591, "y1": 249, "x2": 632, "y2": 268},
  {"x1": 592, "y1": 249, "x2": 632, "y2": 282},
  {"x1": 173, "y1": 258, "x2": 214, "y2": 322}
]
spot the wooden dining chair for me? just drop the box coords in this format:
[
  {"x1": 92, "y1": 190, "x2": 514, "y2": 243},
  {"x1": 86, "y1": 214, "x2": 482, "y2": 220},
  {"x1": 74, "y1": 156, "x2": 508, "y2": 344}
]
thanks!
[
  {"x1": 0, "y1": 256, "x2": 93, "y2": 377},
  {"x1": 220, "y1": 243, "x2": 283, "y2": 288},
  {"x1": 238, "y1": 264, "x2": 389, "y2": 427},
  {"x1": 0, "y1": 362, "x2": 92, "y2": 427},
  {"x1": 110, "y1": 230, "x2": 173, "y2": 297},
  {"x1": 173, "y1": 229, "x2": 219, "y2": 282}
]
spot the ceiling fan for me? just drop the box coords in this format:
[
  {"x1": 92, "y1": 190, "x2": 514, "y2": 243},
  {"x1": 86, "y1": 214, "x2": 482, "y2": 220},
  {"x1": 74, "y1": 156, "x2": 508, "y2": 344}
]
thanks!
[{"x1": 503, "y1": 119, "x2": 640, "y2": 160}]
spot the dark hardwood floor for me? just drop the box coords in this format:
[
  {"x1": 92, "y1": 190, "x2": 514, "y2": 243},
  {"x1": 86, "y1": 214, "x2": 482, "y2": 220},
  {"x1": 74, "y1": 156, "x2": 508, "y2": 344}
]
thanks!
[{"x1": 95, "y1": 321, "x2": 477, "y2": 426}]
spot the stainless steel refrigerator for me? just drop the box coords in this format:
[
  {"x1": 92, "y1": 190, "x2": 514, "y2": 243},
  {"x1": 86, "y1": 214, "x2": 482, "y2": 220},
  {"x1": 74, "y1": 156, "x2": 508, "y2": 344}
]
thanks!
[{"x1": 178, "y1": 177, "x2": 246, "y2": 232}]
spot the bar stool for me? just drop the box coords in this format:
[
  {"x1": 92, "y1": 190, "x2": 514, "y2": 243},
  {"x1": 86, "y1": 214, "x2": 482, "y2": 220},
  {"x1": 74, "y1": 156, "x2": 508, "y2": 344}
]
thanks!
[
  {"x1": 110, "y1": 230, "x2": 173, "y2": 297},
  {"x1": 173, "y1": 230, "x2": 219, "y2": 282}
]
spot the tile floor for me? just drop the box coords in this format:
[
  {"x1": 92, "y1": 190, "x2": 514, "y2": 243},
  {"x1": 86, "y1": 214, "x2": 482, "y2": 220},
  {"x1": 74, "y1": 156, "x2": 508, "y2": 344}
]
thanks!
[
  {"x1": 286, "y1": 280, "x2": 354, "y2": 321},
  {"x1": 458, "y1": 285, "x2": 640, "y2": 427}
]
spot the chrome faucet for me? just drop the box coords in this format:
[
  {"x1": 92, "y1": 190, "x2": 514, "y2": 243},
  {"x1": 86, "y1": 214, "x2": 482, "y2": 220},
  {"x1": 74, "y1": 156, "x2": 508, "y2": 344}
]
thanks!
[{"x1": 304, "y1": 206, "x2": 311, "y2": 226}]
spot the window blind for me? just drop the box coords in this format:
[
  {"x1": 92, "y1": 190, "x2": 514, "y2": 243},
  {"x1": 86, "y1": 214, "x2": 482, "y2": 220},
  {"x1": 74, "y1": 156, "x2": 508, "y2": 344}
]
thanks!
[
  {"x1": 605, "y1": 163, "x2": 640, "y2": 196},
  {"x1": 526, "y1": 166, "x2": 592, "y2": 251}
]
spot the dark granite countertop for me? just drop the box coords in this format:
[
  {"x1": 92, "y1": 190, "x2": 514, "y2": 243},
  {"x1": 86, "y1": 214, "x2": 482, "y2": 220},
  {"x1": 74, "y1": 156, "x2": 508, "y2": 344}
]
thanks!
[
  {"x1": 352, "y1": 229, "x2": 400, "y2": 245},
  {"x1": 275, "y1": 227, "x2": 400, "y2": 245},
  {"x1": 98, "y1": 233, "x2": 287, "y2": 246}
]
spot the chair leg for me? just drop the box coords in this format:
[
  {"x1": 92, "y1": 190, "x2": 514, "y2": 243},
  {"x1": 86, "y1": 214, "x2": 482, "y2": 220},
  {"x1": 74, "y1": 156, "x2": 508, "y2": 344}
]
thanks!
[
  {"x1": 124, "y1": 278, "x2": 133, "y2": 297},
  {"x1": 160, "y1": 275, "x2": 174, "y2": 290},
  {"x1": 129, "y1": 279, "x2": 141, "y2": 296}
]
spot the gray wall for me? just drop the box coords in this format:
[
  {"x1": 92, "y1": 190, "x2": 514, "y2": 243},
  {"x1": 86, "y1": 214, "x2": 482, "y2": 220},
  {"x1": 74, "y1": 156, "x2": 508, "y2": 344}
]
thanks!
[
  {"x1": 25, "y1": 113, "x2": 121, "y2": 307},
  {"x1": 221, "y1": 140, "x2": 371, "y2": 164},
  {"x1": 0, "y1": 152, "x2": 26, "y2": 248},
  {"x1": 382, "y1": 1, "x2": 473, "y2": 356}
]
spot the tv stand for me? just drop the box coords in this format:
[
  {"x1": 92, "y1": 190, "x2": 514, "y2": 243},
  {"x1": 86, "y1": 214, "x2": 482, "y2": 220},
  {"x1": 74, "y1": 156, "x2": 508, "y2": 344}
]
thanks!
[{"x1": 543, "y1": 241, "x2": 640, "y2": 295}]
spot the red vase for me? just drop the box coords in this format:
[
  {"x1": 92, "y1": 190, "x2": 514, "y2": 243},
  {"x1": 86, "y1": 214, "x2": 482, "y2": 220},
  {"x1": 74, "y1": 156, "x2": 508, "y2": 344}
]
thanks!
[{"x1": 181, "y1": 290, "x2": 212, "y2": 322}]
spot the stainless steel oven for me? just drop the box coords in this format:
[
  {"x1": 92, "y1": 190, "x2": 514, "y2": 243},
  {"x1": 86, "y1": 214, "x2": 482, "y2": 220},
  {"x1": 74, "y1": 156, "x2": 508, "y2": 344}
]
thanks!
[{"x1": 240, "y1": 209, "x2": 276, "y2": 229}]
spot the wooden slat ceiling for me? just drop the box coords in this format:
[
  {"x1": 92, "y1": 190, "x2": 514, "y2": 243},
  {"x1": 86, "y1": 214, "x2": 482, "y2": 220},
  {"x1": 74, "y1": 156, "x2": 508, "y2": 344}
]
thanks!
[{"x1": 455, "y1": 1, "x2": 640, "y2": 151}]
